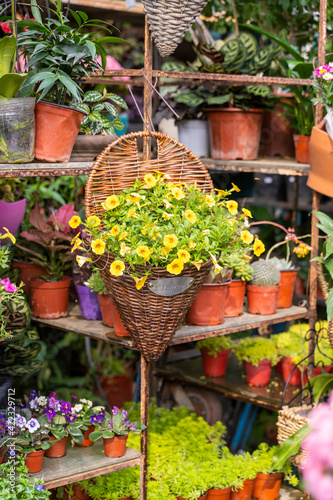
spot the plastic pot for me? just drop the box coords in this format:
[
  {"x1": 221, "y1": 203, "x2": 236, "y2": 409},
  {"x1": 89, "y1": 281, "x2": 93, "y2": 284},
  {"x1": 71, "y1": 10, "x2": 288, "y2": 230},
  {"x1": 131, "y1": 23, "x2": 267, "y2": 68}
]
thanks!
[
  {"x1": 11, "y1": 261, "x2": 45, "y2": 297},
  {"x1": 230, "y1": 479, "x2": 255, "y2": 500},
  {"x1": 64, "y1": 484, "x2": 92, "y2": 500},
  {"x1": 253, "y1": 473, "x2": 283, "y2": 500},
  {"x1": 75, "y1": 425, "x2": 95, "y2": 447},
  {"x1": 99, "y1": 374, "x2": 133, "y2": 410},
  {"x1": 178, "y1": 119, "x2": 209, "y2": 157},
  {"x1": 277, "y1": 270, "x2": 298, "y2": 309},
  {"x1": 246, "y1": 285, "x2": 280, "y2": 316},
  {"x1": 259, "y1": 104, "x2": 295, "y2": 158},
  {"x1": 24, "y1": 449, "x2": 45, "y2": 473},
  {"x1": 294, "y1": 134, "x2": 310, "y2": 164},
  {"x1": 186, "y1": 282, "x2": 230, "y2": 326},
  {"x1": 281, "y1": 356, "x2": 302, "y2": 386},
  {"x1": 177, "y1": 495, "x2": 207, "y2": 500},
  {"x1": 0, "y1": 199, "x2": 27, "y2": 244},
  {"x1": 97, "y1": 293, "x2": 114, "y2": 327},
  {"x1": 207, "y1": 486, "x2": 231, "y2": 500},
  {"x1": 30, "y1": 276, "x2": 71, "y2": 319},
  {"x1": 224, "y1": 280, "x2": 246, "y2": 317},
  {"x1": 45, "y1": 435, "x2": 68, "y2": 458},
  {"x1": 103, "y1": 434, "x2": 128, "y2": 458},
  {"x1": 75, "y1": 285, "x2": 102, "y2": 320},
  {"x1": 244, "y1": 359, "x2": 272, "y2": 387},
  {"x1": 201, "y1": 348, "x2": 230, "y2": 377},
  {"x1": 112, "y1": 301, "x2": 130, "y2": 337}
]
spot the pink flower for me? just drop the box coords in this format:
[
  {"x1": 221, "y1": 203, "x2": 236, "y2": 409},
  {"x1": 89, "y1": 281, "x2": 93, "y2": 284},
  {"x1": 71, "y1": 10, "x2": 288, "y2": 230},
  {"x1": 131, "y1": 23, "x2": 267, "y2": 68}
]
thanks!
[
  {"x1": 313, "y1": 64, "x2": 333, "y2": 78},
  {"x1": 0, "y1": 278, "x2": 17, "y2": 292},
  {"x1": 95, "y1": 55, "x2": 130, "y2": 81},
  {"x1": 1, "y1": 22, "x2": 12, "y2": 34}
]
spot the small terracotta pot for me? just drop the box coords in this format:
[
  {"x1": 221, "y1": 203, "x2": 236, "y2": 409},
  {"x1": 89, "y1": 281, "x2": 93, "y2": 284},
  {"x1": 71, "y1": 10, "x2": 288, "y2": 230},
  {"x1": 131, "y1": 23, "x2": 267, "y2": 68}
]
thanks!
[
  {"x1": 230, "y1": 479, "x2": 255, "y2": 500},
  {"x1": 244, "y1": 359, "x2": 272, "y2": 387},
  {"x1": 75, "y1": 425, "x2": 95, "y2": 448},
  {"x1": 253, "y1": 473, "x2": 283, "y2": 500},
  {"x1": 177, "y1": 495, "x2": 207, "y2": 500},
  {"x1": 207, "y1": 486, "x2": 231, "y2": 499},
  {"x1": 30, "y1": 276, "x2": 71, "y2": 319},
  {"x1": 201, "y1": 348, "x2": 230, "y2": 377},
  {"x1": 24, "y1": 449, "x2": 45, "y2": 473},
  {"x1": 45, "y1": 435, "x2": 68, "y2": 458},
  {"x1": 111, "y1": 302, "x2": 130, "y2": 337},
  {"x1": 224, "y1": 280, "x2": 246, "y2": 317},
  {"x1": 97, "y1": 293, "x2": 114, "y2": 327},
  {"x1": 103, "y1": 434, "x2": 128, "y2": 458},
  {"x1": 314, "y1": 365, "x2": 332, "y2": 375},
  {"x1": 99, "y1": 374, "x2": 133, "y2": 410},
  {"x1": 293, "y1": 134, "x2": 310, "y2": 163},
  {"x1": 277, "y1": 270, "x2": 298, "y2": 309},
  {"x1": 281, "y1": 356, "x2": 302, "y2": 385},
  {"x1": 11, "y1": 261, "x2": 45, "y2": 298},
  {"x1": 64, "y1": 484, "x2": 92, "y2": 500},
  {"x1": 259, "y1": 104, "x2": 295, "y2": 158},
  {"x1": 186, "y1": 282, "x2": 230, "y2": 326},
  {"x1": 246, "y1": 285, "x2": 280, "y2": 315}
]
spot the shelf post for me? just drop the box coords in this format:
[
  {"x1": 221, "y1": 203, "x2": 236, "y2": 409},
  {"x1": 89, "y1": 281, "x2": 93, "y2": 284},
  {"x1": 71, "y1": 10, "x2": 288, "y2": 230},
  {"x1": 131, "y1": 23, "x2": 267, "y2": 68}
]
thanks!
[
  {"x1": 140, "y1": 356, "x2": 150, "y2": 500},
  {"x1": 143, "y1": 17, "x2": 153, "y2": 161}
]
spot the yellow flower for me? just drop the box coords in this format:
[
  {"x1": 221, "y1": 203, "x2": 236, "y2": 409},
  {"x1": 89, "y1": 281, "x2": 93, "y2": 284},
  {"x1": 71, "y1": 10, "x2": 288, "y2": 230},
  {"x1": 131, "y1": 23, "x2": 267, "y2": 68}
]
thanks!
[
  {"x1": 188, "y1": 241, "x2": 196, "y2": 250},
  {"x1": 177, "y1": 249, "x2": 191, "y2": 263},
  {"x1": 201, "y1": 229, "x2": 210, "y2": 236},
  {"x1": 127, "y1": 207, "x2": 138, "y2": 219},
  {"x1": 102, "y1": 195, "x2": 120, "y2": 210},
  {"x1": 191, "y1": 260, "x2": 203, "y2": 270},
  {"x1": 119, "y1": 232, "x2": 128, "y2": 241},
  {"x1": 231, "y1": 183, "x2": 241, "y2": 192},
  {"x1": 241, "y1": 230, "x2": 254, "y2": 244},
  {"x1": 109, "y1": 226, "x2": 120, "y2": 237},
  {"x1": 69, "y1": 215, "x2": 81, "y2": 229},
  {"x1": 91, "y1": 239, "x2": 106, "y2": 255},
  {"x1": 162, "y1": 212, "x2": 175, "y2": 220},
  {"x1": 163, "y1": 199, "x2": 172, "y2": 209},
  {"x1": 143, "y1": 173, "x2": 157, "y2": 188},
  {"x1": 242, "y1": 208, "x2": 253, "y2": 218},
  {"x1": 205, "y1": 195, "x2": 215, "y2": 207},
  {"x1": 215, "y1": 188, "x2": 227, "y2": 196},
  {"x1": 171, "y1": 186, "x2": 185, "y2": 200},
  {"x1": 133, "y1": 275, "x2": 147, "y2": 290},
  {"x1": 87, "y1": 215, "x2": 101, "y2": 227},
  {"x1": 0, "y1": 227, "x2": 16, "y2": 244},
  {"x1": 120, "y1": 242, "x2": 131, "y2": 257},
  {"x1": 154, "y1": 170, "x2": 171, "y2": 179},
  {"x1": 136, "y1": 245, "x2": 153, "y2": 261},
  {"x1": 226, "y1": 200, "x2": 238, "y2": 215},
  {"x1": 213, "y1": 262, "x2": 223, "y2": 274},
  {"x1": 293, "y1": 243, "x2": 311, "y2": 258},
  {"x1": 167, "y1": 258, "x2": 184, "y2": 275},
  {"x1": 126, "y1": 193, "x2": 144, "y2": 205},
  {"x1": 184, "y1": 209, "x2": 197, "y2": 224},
  {"x1": 226, "y1": 219, "x2": 236, "y2": 226},
  {"x1": 76, "y1": 255, "x2": 90, "y2": 267},
  {"x1": 163, "y1": 234, "x2": 178, "y2": 248},
  {"x1": 160, "y1": 247, "x2": 170, "y2": 256},
  {"x1": 71, "y1": 238, "x2": 84, "y2": 253},
  {"x1": 253, "y1": 238, "x2": 265, "y2": 257},
  {"x1": 110, "y1": 260, "x2": 125, "y2": 276}
]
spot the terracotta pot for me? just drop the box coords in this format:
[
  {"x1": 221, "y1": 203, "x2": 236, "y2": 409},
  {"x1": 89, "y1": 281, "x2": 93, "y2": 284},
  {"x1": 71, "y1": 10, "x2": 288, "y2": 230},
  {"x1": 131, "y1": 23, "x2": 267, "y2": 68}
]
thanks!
[
  {"x1": 64, "y1": 484, "x2": 92, "y2": 500},
  {"x1": 103, "y1": 434, "x2": 128, "y2": 458},
  {"x1": 224, "y1": 280, "x2": 245, "y2": 317},
  {"x1": 253, "y1": 473, "x2": 283, "y2": 500},
  {"x1": 201, "y1": 348, "x2": 230, "y2": 377},
  {"x1": 230, "y1": 479, "x2": 255, "y2": 500},
  {"x1": 70, "y1": 134, "x2": 117, "y2": 162},
  {"x1": 11, "y1": 262, "x2": 45, "y2": 298},
  {"x1": 99, "y1": 374, "x2": 133, "y2": 409},
  {"x1": 293, "y1": 134, "x2": 310, "y2": 164},
  {"x1": 177, "y1": 496, "x2": 207, "y2": 500},
  {"x1": 281, "y1": 356, "x2": 302, "y2": 385},
  {"x1": 97, "y1": 293, "x2": 114, "y2": 327},
  {"x1": 259, "y1": 104, "x2": 295, "y2": 158},
  {"x1": 75, "y1": 425, "x2": 95, "y2": 447},
  {"x1": 246, "y1": 285, "x2": 280, "y2": 315},
  {"x1": 308, "y1": 121, "x2": 333, "y2": 197},
  {"x1": 24, "y1": 449, "x2": 45, "y2": 473},
  {"x1": 244, "y1": 359, "x2": 272, "y2": 387},
  {"x1": 45, "y1": 435, "x2": 68, "y2": 458},
  {"x1": 186, "y1": 282, "x2": 230, "y2": 326},
  {"x1": 112, "y1": 301, "x2": 130, "y2": 337},
  {"x1": 207, "y1": 486, "x2": 231, "y2": 500},
  {"x1": 314, "y1": 365, "x2": 332, "y2": 375},
  {"x1": 277, "y1": 270, "x2": 298, "y2": 309},
  {"x1": 30, "y1": 276, "x2": 71, "y2": 319},
  {"x1": 206, "y1": 108, "x2": 263, "y2": 160},
  {"x1": 35, "y1": 101, "x2": 86, "y2": 162}
]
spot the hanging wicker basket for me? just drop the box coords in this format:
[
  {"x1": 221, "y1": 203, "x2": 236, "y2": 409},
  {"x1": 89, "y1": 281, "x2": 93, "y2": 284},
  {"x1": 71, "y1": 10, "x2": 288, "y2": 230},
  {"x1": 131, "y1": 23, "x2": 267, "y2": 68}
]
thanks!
[
  {"x1": 142, "y1": 0, "x2": 209, "y2": 57},
  {"x1": 85, "y1": 131, "x2": 214, "y2": 363},
  {"x1": 276, "y1": 405, "x2": 312, "y2": 467}
]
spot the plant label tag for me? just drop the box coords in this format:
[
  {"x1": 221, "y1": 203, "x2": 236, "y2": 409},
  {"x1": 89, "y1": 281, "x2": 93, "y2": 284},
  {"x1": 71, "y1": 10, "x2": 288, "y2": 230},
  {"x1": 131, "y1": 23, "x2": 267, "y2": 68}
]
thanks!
[{"x1": 147, "y1": 277, "x2": 194, "y2": 297}]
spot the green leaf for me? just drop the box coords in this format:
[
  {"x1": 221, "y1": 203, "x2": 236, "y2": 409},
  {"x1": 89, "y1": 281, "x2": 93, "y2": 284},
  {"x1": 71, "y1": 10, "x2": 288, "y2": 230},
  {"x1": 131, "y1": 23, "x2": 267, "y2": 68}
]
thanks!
[
  {"x1": 0, "y1": 35, "x2": 17, "y2": 77},
  {"x1": 58, "y1": 73, "x2": 82, "y2": 101},
  {"x1": 325, "y1": 237, "x2": 333, "y2": 258},
  {"x1": 0, "y1": 73, "x2": 28, "y2": 99},
  {"x1": 327, "y1": 288, "x2": 333, "y2": 321},
  {"x1": 101, "y1": 116, "x2": 113, "y2": 129},
  {"x1": 161, "y1": 61, "x2": 187, "y2": 72},
  {"x1": 52, "y1": 429, "x2": 66, "y2": 440},
  {"x1": 102, "y1": 429, "x2": 114, "y2": 438},
  {"x1": 108, "y1": 93, "x2": 128, "y2": 109},
  {"x1": 113, "y1": 117, "x2": 124, "y2": 130},
  {"x1": 104, "y1": 102, "x2": 118, "y2": 117},
  {"x1": 69, "y1": 9, "x2": 82, "y2": 26},
  {"x1": 323, "y1": 255, "x2": 333, "y2": 278},
  {"x1": 78, "y1": 11, "x2": 89, "y2": 22},
  {"x1": 97, "y1": 36, "x2": 131, "y2": 45},
  {"x1": 270, "y1": 425, "x2": 311, "y2": 473},
  {"x1": 174, "y1": 92, "x2": 205, "y2": 107},
  {"x1": 89, "y1": 111, "x2": 102, "y2": 123},
  {"x1": 75, "y1": 103, "x2": 90, "y2": 114},
  {"x1": 31, "y1": 0, "x2": 43, "y2": 24},
  {"x1": 314, "y1": 211, "x2": 333, "y2": 237},
  {"x1": 308, "y1": 373, "x2": 333, "y2": 404},
  {"x1": 83, "y1": 90, "x2": 102, "y2": 103},
  {"x1": 89, "y1": 430, "x2": 103, "y2": 442},
  {"x1": 206, "y1": 93, "x2": 232, "y2": 106}
]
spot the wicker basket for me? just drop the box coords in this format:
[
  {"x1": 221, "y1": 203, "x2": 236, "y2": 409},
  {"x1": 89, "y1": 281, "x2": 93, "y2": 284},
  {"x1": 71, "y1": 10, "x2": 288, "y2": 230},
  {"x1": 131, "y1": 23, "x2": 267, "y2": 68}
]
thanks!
[
  {"x1": 142, "y1": 0, "x2": 209, "y2": 57},
  {"x1": 276, "y1": 405, "x2": 312, "y2": 467},
  {"x1": 85, "y1": 131, "x2": 214, "y2": 362}
]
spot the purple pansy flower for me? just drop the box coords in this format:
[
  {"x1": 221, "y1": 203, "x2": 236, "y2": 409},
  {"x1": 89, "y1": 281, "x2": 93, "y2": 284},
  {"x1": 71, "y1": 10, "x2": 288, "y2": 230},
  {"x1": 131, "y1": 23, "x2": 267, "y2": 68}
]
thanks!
[
  {"x1": 60, "y1": 401, "x2": 72, "y2": 414},
  {"x1": 122, "y1": 410, "x2": 128, "y2": 417},
  {"x1": 130, "y1": 423, "x2": 137, "y2": 431},
  {"x1": 0, "y1": 277, "x2": 17, "y2": 292},
  {"x1": 26, "y1": 418, "x2": 40, "y2": 433},
  {"x1": 49, "y1": 391, "x2": 58, "y2": 399}
]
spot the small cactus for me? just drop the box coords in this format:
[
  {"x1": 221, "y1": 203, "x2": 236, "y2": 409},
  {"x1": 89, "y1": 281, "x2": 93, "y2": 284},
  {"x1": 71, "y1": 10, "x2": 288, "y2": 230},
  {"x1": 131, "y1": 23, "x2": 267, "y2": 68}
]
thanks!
[
  {"x1": 267, "y1": 257, "x2": 294, "y2": 271},
  {"x1": 250, "y1": 259, "x2": 280, "y2": 286}
]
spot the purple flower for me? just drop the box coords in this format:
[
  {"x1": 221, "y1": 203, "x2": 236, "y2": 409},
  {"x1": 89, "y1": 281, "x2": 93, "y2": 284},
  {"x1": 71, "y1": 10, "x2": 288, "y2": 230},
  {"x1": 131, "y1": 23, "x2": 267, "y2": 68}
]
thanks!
[
  {"x1": 70, "y1": 393, "x2": 78, "y2": 402},
  {"x1": 35, "y1": 484, "x2": 44, "y2": 491},
  {"x1": 90, "y1": 413, "x2": 104, "y2": 425},
  {"x1": 112, "y1": 406, "x2": 120, "y2": 415},
  {"x1": 30, "y1": 390, "x2": 37, "y2": 399},
  {"x1": 49, "y1": 391, "x2": 58, "y2": 399},
  {"x1": 45, "y1": 407, "x2": 56, "y2": 420},
  {"x1": 18, "y1": 403, "x2": 26, "y2": 409},
  {"x1": 0, "y1": 413, "x2": 4, "y2": 419},
  {"x1": 130, "y1": 423, "x2": 137, "y2": 431},
  {"x1": 0, "y1": 277, "x2": 17, "y2": 292},
  {"x1": 16, "y1": 415, "x2": 27, "y2": 428},
  {"x1": 60, "y1": 401, "x2": 72, "y2": 414},
  {"x1": 122, "y1": 410, "x2": 128, "y2": 417},
  {"x1": 26, "y1": 418, "x2": 40, "y2": 433},
  {"x1": 48, "y1": 397, "x2": 59, "y2": 410},
  {"x1": 66, "y1": 413, "x2": 77, "y2": 423}
]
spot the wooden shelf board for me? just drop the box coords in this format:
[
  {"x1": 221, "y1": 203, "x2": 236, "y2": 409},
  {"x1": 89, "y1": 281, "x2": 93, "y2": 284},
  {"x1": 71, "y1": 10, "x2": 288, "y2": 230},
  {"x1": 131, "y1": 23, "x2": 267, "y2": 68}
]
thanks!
[
  {"x1": 202, "y1": 157, "x2": 309, "y2": 176},
  {"x1": 32, "y1": 443, "x2": 140, "y2": 489},
  {"x1": 34, "y1": 304, "x2": 308, "y2": 349},
  {"x1": 62, "y1": 0, "x2": 144, "y2": 14},
  {"x1": 0, "y1": 162, "x2": 93, "y2": 178}
]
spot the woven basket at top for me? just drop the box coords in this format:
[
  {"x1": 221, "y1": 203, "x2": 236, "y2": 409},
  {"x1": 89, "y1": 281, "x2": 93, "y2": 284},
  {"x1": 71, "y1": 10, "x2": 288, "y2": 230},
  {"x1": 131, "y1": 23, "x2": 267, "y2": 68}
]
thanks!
[
  {"x1": 85, "y1": 131, "x2": 214, "y2": 363},
  {"x1": 142, "y1": 0, "x2": 209, "y2": 57},
  {"x1": 276, "y1": 405, "x2": 312, "y2": 468}
]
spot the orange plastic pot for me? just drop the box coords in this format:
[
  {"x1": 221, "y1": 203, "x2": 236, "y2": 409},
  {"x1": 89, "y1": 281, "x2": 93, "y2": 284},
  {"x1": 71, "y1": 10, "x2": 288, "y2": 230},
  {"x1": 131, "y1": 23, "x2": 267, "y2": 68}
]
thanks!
[
  {"x1": 97, "y1": 293, "x2": 114, "y2": 327},
  {"x1": 201, "y1": 348, "x2": 230, "y2": 377},
  {"x1": 45, "y1": 436, "x2": 68, "y2": 458},
  {"x1": 99, "y1": 374, "x2": 133, "y2": 410},
  {"x1": 282, "y1": 356, "x2": 302, "y2": 385},
  {"x1": 230, "y1": 479, "x2": 255, "y2": 500},
  {"x1": 30, "y1": 276, "x2": 71, "y2": 319},
  {"x1": 35, "y1": 101, "x2": 86, "y2": 162},
  {"x1": 24, "y1": 449, "x2": 45, "y2": 473},
  {"x1": 111, "y1": 301, "x2": 130, "y2": 337},
  {"x1": 103, "y1": 434, "x2": 128, "y2": 458},
  {"x1": 207, "y1": 486, "x2": 231, "y2": 500},
  {"x1": 207, "y1": 108, "x2": 263, "y2": 160},
  {"x1": 244, "y1": 359, "x2": 272, "y2": 387},
  {"x1": 75, "y1": 425, "x2": 95, "y2": 448},
  {"x1": 11, "y1": 262, "x2": 45, "y2": 298},
  {"x1": 253, "y1": 473, "x2": 283, "y2": 500},
  {"x1": 224, "y1": 280, "x2": 246, "y2": 317},
  {"x1": 277, "y1": 270, "x2": 298, "y2": 308},
  {"x1": 186, "y1": 282, "x2": 230, "y2": 326},
  {"x1": 294, "y1": 134, "x2": 310, "y2": 164},
  {"x1": 177, "y1": 495, "x2": 207, "y2": 500},
  {"x1": 64, "y1": 484, "x2": 92, "y2": 500},
  {"x1": 246, "y1": 285, "x2": 280, "y2": 315}
]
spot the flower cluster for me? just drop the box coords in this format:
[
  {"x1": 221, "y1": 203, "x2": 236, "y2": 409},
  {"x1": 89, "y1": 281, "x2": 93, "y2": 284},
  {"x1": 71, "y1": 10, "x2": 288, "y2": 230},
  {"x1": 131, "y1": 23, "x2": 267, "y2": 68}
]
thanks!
[
  {"x1": 89, "y1": 406, "x2": 146, "y2": 442},
  {"x1": 70, "y1": 173, "x2": 264, "y2": 289},
  {"x1": 27, "y1": 390, "x2": 78, "y2": 425},
  {"x1": 0, "y1": 411, "x2": 51, "y2": 454},
  {"x1": 312, "y1": 63, "x2": 333, "y2": 110}
]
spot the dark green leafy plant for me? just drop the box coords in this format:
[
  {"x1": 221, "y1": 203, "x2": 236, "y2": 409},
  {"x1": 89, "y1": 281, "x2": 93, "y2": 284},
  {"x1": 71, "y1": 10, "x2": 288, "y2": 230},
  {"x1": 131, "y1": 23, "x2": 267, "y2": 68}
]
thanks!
[
  {"x1": 313, "y1": 211, "x2": 333, "y2": 321},
  {"x1": 0, "y1": 454, "x2": 51, "y2": 499},
  {"x1": 196, "y1": 336, "x2": 234, "y2": 356}
]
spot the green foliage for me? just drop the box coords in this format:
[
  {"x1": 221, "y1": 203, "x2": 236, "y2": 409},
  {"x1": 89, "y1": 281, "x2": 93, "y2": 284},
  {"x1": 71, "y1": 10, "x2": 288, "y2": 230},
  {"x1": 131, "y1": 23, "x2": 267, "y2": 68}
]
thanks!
[
  {"x1": 219, "y1": 251, "x2": 253, "y2": 281},
  {"x1": 196, "y1": 335, "x2": 234, "y2": 356},
  {"x1": 250, "y1": 260, "x2": 281, "y2": 286},
  {"x1": 306, "y1": 372, "x2": 333, "y2": 404},
  {"x1": 314, "y1": 211, "x2": 333, "y2": 321},
  {"x1": 235, "y1": 337, "x2": 279, "y2": 366},
  {"x1": 252, "y1": 442, "x2": 298, "y2": 485},
  {"x1": 0, "y1": 35, "x2": 28, "y2": 99},
  {"x1": 0, "y1": 454, "x2": 51, "y2": 499},
  {"x1": 87, "y1": 270, "x2": 106, "y2": 294},
  {"x1": 77, "y1": 468, "x2": 140, "y2": 500},
  {"x1": 0, "y1": 177, "x2": 27, "y2": 202}
]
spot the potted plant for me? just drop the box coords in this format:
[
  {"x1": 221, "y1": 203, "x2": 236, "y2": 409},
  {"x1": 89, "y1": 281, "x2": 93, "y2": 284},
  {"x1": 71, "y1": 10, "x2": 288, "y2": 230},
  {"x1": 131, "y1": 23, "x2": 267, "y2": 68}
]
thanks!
[
  {"x1": 87, "y1": 270, "x2": 114, "y2": 327},
  {"x1": 70, "y1": 396, "x2": 102, "y2": 448},
  {"x1": 164, "y1": 459, "x2": 209, "y2": 500},
  {"x1": 17, "y1": 0, "x2": 129, "y2": 162},
  {"x1": 234, "y1": 337, "x2": 279, "y2": 387},
  {"x1": 230, "y1": 452, "x2": 258, "y2": 500},
  {"x1": 196, "y1": 336, "x2": 234, "y2": 377},
  {"x1": 0, "y1": 453, "x2": 51, "y2": 498},
  {"x1": 77, "y1": 468, "x2": 139, "y2": 500},
  {"x1": 89, "y1": 406, "x2": 146, "y2": 458},
  {"x1": 219, "y1": 251, "x2": 253, "y2": 318},
  {"x1": 0, "y1": 178, "x2": 27, "y2": 241},
  {"x1": 205, "y1": 450, "x2": 243, "y2": 500},
  {"x1": 247, "y1": 260, "x2": 281, "y2": 315}
]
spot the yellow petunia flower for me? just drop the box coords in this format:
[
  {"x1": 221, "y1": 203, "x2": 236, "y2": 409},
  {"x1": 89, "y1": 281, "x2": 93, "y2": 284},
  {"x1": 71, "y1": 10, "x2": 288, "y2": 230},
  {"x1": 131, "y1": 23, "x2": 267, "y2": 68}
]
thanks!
[
  {"x1": 109, "y1": 225, "x2": 120, "y2": 237},
  {"x1": 160, "y1": 247, "x2": 170, "y2": 256},
  {"x1": 154, "y1": 170, "x2": 171, "y2": 179},
  {"x1": 163, "y1": 199, "x2": 172, "y2": 209},
  {"x1": 253, "y1": 238, "x2": 265, "y2": 257},
  {"x1": 126, "y1": 193, "x2": 144, "y2": 205},
  {"x1": 0, "y1": 227, "x2": 16, "y2": 244},
  {"x1": 102, "y1": 195, "x2": 120, "y2": 211},
  {"x1": 162, "y1": 212, "x2": 175, "y2": 220},
  {"x1": 191, "y1": 260, "x2": 203, "y2": 270},
  {"x1": 241, "y1": 230, "x2": 254, "y2": 244},
  {"x1": 69, "y1": 215, "x2": 81, "y2": 229},
  {"x1": 226, "y1": 219, "x2": 237, "y2": 226},
  {"x1": 184, "y1": 209, "x2": 197, "y2": 224},
  {"x1": 76, "y1": 255, "x2": 90, "y2": 267},
  {"x1": 242, "y1": 208, "x2": 253, "y2": 218},
  {"x1": 163, "y1": 234, "x2": 178, "y2": 248},
  {"x1": 127, "y1": 207, "x2": 138, "y2": 219},
  {"x1": 119, "y1": 232, "x2": 128, "y2": 241},
  {"x1": 226, "y1": 200, "x2": 238, "y2": 215},
  {"x1": 71, "y1": 238, "x2": 84, "y2": 253},
  {"x1": 205, "y1": 195, "x2": 215, "y2": 207},
  {"x1": 171, "y1": 186, "x2": 185, "y2": 200},
  {"x1": 120, "y1": 242, "x2": 131, "y2": 257},
  {"x1": 231, "y1": 183, "x2": 241, "y2": 192},
  {"x1": 136, "y1": 245, "x2": 153, "y2": 261},
  {"x1": 91, "y1": 239, "x2": 106, "y2": 255},
  {"x1": 213, "y1": 262, "x2": 223, "y2": 274},
  {"x1": 143, "y1": 173, "x2": 157, "y2": 188},
  {"x1": 188, "y1": 241, "x2": 196, "y2": 250},
  {"x1": 167, "y1": 258, "x2": 184, "y2": 275},
  {"x1": 87, "y1": 215, "x2": 101, "y2": 227},
  {"x1": 177, "y1": 249, "x2": 191, "y2": 263},
  {"x1": 133, "y1": 275, "x2": 147, "y2": 290},
  {"x1": 215, "y1": 188, "x2": 227, "y2": 196},
  {"x1": 110, "y1": 260, "x2": 125, "y2": 276}
]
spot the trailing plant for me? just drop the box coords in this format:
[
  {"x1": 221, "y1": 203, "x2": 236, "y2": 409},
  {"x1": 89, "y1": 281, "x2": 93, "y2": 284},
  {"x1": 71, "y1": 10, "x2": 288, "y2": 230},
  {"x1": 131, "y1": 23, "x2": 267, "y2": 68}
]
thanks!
[
  {"x1": 196, "y1": 335, "x2": 234, "y2": 356},
  {"x1": 235, "y1": 337, "x2": 279, "y2": 366}
]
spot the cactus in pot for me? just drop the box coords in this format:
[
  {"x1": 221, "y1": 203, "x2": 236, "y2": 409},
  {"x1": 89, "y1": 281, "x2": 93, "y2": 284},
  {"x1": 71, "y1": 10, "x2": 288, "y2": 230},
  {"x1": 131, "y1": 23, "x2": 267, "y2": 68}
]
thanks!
[
  {"x1": 247, "y1": 260, "x2": 280, "y2": 315},
  {"x1": 250, "y1": 260, "x2": 280, "y2": 287}
]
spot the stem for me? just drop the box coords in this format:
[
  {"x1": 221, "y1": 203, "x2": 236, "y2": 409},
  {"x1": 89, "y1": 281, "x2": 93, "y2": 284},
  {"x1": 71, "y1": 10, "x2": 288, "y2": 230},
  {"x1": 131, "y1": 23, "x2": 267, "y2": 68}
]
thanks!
[
  {"x1": 12, "y1": 0, "x2": 20, "y2": 73},
  {"x1": 249, "y1": 220, "x2": 289, "y2": 234},
  {"x1": 266, "y1": 240, "x2": 287, "y2": 260}
]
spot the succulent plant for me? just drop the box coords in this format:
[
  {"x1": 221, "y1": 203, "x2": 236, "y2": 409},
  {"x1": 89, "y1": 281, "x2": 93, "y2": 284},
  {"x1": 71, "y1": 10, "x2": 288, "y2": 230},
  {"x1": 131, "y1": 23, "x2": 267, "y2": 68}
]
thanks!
[
  {"x1": 250, "y1": 260, "x2": 280, "y2": 287},
  {"x1": 267, "y1": 257, "x2": 294, "y2": 271}
]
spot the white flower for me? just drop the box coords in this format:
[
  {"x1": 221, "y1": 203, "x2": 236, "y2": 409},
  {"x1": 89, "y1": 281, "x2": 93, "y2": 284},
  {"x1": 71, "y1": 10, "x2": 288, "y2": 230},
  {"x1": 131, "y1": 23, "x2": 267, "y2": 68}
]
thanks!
[
  {"x1": 323, "y1": 72, "x2": 333, "y2": 80},
  {"x1": 30, "y1": 399, "x2": 38, "y2": 410},
  {"x1": 80, "y1": 398, "x2": 88, "y2": 404},
  {"x1": 37, "y1": 396, "x2": 47, "y2": 406},
  {"x1": 87, "y1": 401, "x2": 93, "y2": 408},
  {"x1": 16, "y1": 415, "x2": 27, "y2": 428},
  {"x1": 27, "y1": 418, "x2": 40, "y2": 433},
  {"x1": 73, "y1": 404, "x2": 83, "y2": 413}
]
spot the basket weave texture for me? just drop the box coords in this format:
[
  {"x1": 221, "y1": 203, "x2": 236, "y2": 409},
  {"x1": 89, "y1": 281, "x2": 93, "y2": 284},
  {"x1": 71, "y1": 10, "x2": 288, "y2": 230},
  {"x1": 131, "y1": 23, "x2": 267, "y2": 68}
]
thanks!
[
  {"x1": 277, "y1": 405, "x2": 311, "y2": 467},
  {"x1": 142, "y1": 0, "x2": 209, "y2": 57},
  {"x1": 85, "y1": 131, "x2": 214, "y2": 363}
]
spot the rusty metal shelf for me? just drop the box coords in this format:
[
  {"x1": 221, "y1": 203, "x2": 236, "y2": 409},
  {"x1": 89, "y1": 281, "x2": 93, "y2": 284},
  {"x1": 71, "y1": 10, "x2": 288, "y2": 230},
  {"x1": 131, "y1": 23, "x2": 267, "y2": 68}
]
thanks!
[
  {"x1": 32, "y1": 442, "x2": 140, "y2": 489},
  {"x1": 202, "y1": 158, "x2": 309, "y2": 176},
  {"x1": 0, "y1": 162, "x2": 93, "y2": 178}
]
